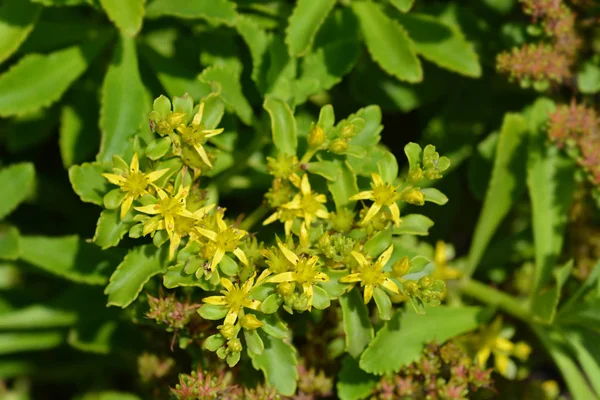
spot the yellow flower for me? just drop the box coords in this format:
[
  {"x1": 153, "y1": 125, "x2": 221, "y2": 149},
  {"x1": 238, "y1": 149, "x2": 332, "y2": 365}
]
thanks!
[
  {"x1": 134, "y1": 185, "x2": 195, "y2": 239},
  {"x1": 340, "y1": 245, "x2": 399, "y2": 304},
  {"x1": 102, "y1": 153, "x2": 169, "y2": 218},
  {"x1": 281, "y1": 174, "x2": 329, "y2": 226},
  {"x1": 475, "y1": 317, "x2": 531, "y2": 379},
  {"x1": 262, "y1": 208, "x2": 298, "y2": 237},
  {"x1": 267, "y1": 241, "x2": 329, "y2": 310},
  {"x1": 202, "y1": 275, "x2": 261, "y2": 326},
  {"x1": 194, "y1": 210, "x2": 248, "y2": 271},
  {"x1": 433, "y1": 241, "x2": 461, "y2": 280},
  {"x1": 176, "y1": 102, "x2": 224, "y2": 168},
  {"x1": 159, "y1": 205, "x2": 214, "y2": 259},
  {"x1": 350, "y1": 173, "x2": 401, "y2": 227}
]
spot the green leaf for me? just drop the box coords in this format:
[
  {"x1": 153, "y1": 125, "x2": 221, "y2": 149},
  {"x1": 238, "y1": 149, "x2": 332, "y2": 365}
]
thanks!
[
  {"x1": 421, "y1": 188, "x2": 448, "y2": 205},
  {"x1": 98, "y1": 35, "x2": 147, "y2": 162},
  {"x1": 105, "y1": 245, "x2": 167, "y2": 308},
  {"x1": 340, "y1": 288, "x2": 373, "y2": 358},
  {"x1": 531, "y1": 260, "x2": 573, "y2": 324},
  {"x1": 561, "y1": 327, "x2": 600, "y2": 396},
  {"x1": 249, "y1": 332, "x2": 298, "y2": 396},
  {"x1": 0, "y1": 331, "x2": 64, "y2": 355},
  {"x1": 395, "y1": 13, "x2": 481, "y2": 78},
  {"x1": 93, "y1": 209, "x2": 135, "y2": 249},
  {"x1": 328, "y1": 161, "x2": 359, "y2": 210},
  {"x1": 558, "y1": 298, "x2": 600, "y2": 330},
  {"x1": 0, "y1": 163, "x2": 35, "y2": 220},
  {"x1": 534, "y1": 326, "x2": 598, "y2": 400},
  {"x1": 320, "y1": 268, "x2": 351, "y2": 299},
  {"x1": 312, "y1": 285, "x2": 331, "y2": 310},
  {"x1": 258, "y1": 313, "x2": 289, "y2": 339},
  {"x1": 69, "y1": 162, "x2": 110, "y2": 206},
  {"x1": 78, "y1": 392, "x2": 141, "y2": 400},
  {"x1": 0, "y1": 0, "x2": 41, "y2": 65},
  {"x1": 285, "y1": 0, "x2": 336, "y2": 57},
  {"x1": 20, "y1": 235, "x2": 120, "y2": 285},
  {"x1": 527, "y1": 99, "x2": 575, "y2": 296},
  {"x1": 244, "y1": 329, "x2": 265, "y2": 355},
  {"x1": 60, "y1": 92, "x2": 101, "y2": 167},
  {"x1": 359, "y1": 306, "x2": 485, "y2": 374},
  {"x1": 377, "y1": 151, "x2": 398, "y2": 183},
  {"x1": 0, "y1": 305, "x2": 77, "y2": 329},
  {"x1": 0, "y1": 225, "x2": 20, "y2": 260},
  {"x1": 30, "y1": 0, "x2": 92, "y2": 5},
  {"x1": 199, "y1": 66, "x2": 253, "y2": 125},
  {"x1": 0, "y1": 35, "x2": 109, "y2": 117},
  {"x1": 468, "y1": 132, "x2": 498, "y2": 200},
  {"x1": 263, "y1": 96, "x2": 297, "y2": 155},
  {"x1": 393, "y1": 214, "x2": 434, "y2": 236},
  {"x1": 306, "y1": 161, "x2": 341, "y2": 181},
  {"x1": 352, "y1": 2, "x2": 421, "y2": 83},
  {"x1": 145, "y1": 0, "x2": 237, "y2": 26},
  {"x1": 198, "y1": 304, "x2": 228, "y2": 320},
  {"x1": 236, "y1": 15, "x2": 269, "y2": 87},
  {"x1": 99, "y1": 0, "x2": 144, "y2": 37},
  {"x1": 364, "y1": 226, "x2": 392, "y2": 258},
  {"x1": 559, "y1": 262, "x2": 600, "y2": 317},
  {"x1": 337, "y1": 356, "x2": 379, "y2": 400},
  {"x1": 389, "y1": 0, "x2": 414, "y2": 13},
  {"x1": 69, "y1": 319, "x2": 138, "y2": 355},
  {"x1": 577, "y1": 59, "x2": 600, "y2": 94},
  {"x1": 466, "y1": 114, "x2": 528, "y2": 277},
  {"x1": 373, "y1": 287, "x2": 393, "y2": 320}
]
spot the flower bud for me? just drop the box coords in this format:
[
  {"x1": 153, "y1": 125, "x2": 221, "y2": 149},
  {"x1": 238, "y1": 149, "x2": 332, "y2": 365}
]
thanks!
[
  {"x1": 329, "y1": 139, "x2": 348, "y2": 154},
  {"x1": 219, "y1": 323, "x2": 238, "y2": 339},
  {"x1": 308, "y1": 125, "x2": 325, "y2": 148},
  {"x1": 404, "y1": 281, "x2": 419, "y2": 295},
  {"x1": 408, "y1": 166, "x2": 423, "y2": 182},
  {"x1": 277, "y1": 282, "x2": 295, "y2": 296},
  {"x1": 418, "y1": 276, "x2": 435, "y2": 289},
  {"x1": 227, "y1": 338, "x2": 243, "y2": 353},
  {"x1": 339, "y1": 123, "x2": 355, "y2": 139},
  {"x1": 240, "y1": 314, "x2": 263, "y2": 330},
  {"x1": 401, "y1": 188, "x2": 425, "y2": 205},
  {"x1": 513, "y1": 341, "x2": 532, "y2": 360},
  {"x1": 392, "y1": 257, "x2": 411, "y2": 277}
]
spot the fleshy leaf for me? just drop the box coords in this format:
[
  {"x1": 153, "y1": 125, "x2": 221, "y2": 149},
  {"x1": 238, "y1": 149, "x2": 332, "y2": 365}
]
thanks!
[
  {"x1": 0, "y1": 332, "x2": 64, "y2": 355},
  {"x1": 93, "y1": 209, "x2": 135, "y2": 249},
  {"x1": 236, "y1": 15, "x2": 269, "y2": 87},
  {"x1": 328, "y1": 160, "x2": 359, "y2": 210},
  {"x1": 465, "y1": 114, "x2": 528, "y2": 277},
  {"x1": 393, "y1": 214, "x2": 434, "y2": 236},
  {"x1": 263, "y1": 96, "x2": 297, "y2": 155},
  {"x1": 0, "y1": 0, "x2": 41, "y2": 65},
  {"x1": 0, "y1": 225, "x2": 20, "y2": 260},
  {"x1": 69, "y1": 162, "x2": 110, "y2": 206},
  {"x1": 0, "y1": 34, "x2": 109, "y2": 117},
  {"x1": 105, "y1": 245, "x2": 168, "y2": 308},
  {"x1": 339, "y1": 288, "x2": 373, "y2": 358},
  {"x1": 285, "y1": 0, "x2": 336, "y2": 57},
  {"x1": 531, "y1": 260, "x2": 573, "y2": 324},
  {"x1": 199, "y1": 66, "x2": 253, "y2": 125},
  {"x1": 359, "y1": 306, "x2": 485, "y2": 374},
  {"x1": 352, "y1": 2, "x2": 421, "y2": 83},
  {"x1": 98, "y1": 34, "x2": 147, "y2": 162},
  {"x1": 421, "y1": 188, "x2": 448, "y2": 205},
  {"x1": 389, "y1": 0, "x2": 414, "y2": 13},
  {"x1": 99, "y1": 0, "x2": 145, "y2": 37},
  {"x1": 337, "y1": 356, "x2": 379, "y2": 400},
  {"x1": 0, "y1": 163, "x2": 35, "y2": 220},
  {"x1": 306, "y1": 161, "x2": 341, "y2": 181},
  {"x1": 249, "y1": 331, "x2": 298, "y2": 396},
  {"x1": 59, "y1": 91, "x2": 101, "y2": 167},
  {"x1": 145, "y1": 0, "x2": 237, "y2": 26}
]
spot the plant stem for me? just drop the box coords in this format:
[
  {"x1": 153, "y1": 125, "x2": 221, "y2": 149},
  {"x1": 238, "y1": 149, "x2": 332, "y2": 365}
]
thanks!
[
  {"x1": 240, "y1": 204, "x2": 270, "y2": 231},
  {"x1": 299, "y1": 148, "x2": 317, "y2": 164},
  {"x1": 458, "y1": 279, "x2": 531, "y2": 322}
]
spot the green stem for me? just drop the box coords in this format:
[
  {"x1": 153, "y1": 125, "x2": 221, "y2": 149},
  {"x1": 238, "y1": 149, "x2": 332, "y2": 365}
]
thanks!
[
  {"x1": 299, "y1": 148, "x2": 317, "y2": 164},
  {"x1": 458, "y1": 279, "x2": 531, "y2": 322},
  {"x1": 240, "y1": 204, "x2": 270, "y2": 231}
]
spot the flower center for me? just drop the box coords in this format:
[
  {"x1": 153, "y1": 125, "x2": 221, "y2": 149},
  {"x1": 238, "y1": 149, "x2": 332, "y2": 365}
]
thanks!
[
  {"x1": 215, "y1": 228, "x2": 244, "y2": 252},
  {"x1": 359, "y1": 264, "x2": 384, "y2": 287},
  {"x1": 301, "y1": 193, "x2": 323, "y2": 214},
  {"x1": 122, "y1": 171, "x2": 148, "y2": 196},
  {"x1": 224, "y1": 287, "x2": 248, "y2": 311},
  {"x1": 295, "y1": 258, "x2": 318, "y2": 285},
  {"x1": 372, "y1": 184, "x2": 398, "y2": 205},
  {"x1": 157, "y1": 196, "x2": 185, "y2": 217}
]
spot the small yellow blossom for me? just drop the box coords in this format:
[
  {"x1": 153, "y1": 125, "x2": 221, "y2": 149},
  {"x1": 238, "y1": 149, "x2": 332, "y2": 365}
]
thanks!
[
  {"x1": 134, "y1": 185, "x2": 196, "y2": 240},
  {"x1": 475, "y1": 317, "x2": 532, "y2": 379},
  {"x1": 433, "y1": 241, "x2": 461, "y2": 280},
  {"x1": 158, "y1": 205, "x2": 214, "y2": 259},
  {"x1": 350, "y1": 173, "x2": 401, "y2": 227},
  {"x1": 176, "y1": 102, "x2": 224, "y2": 168},
  {"x1": 267, "y1": 241, "x2": 329, "y2": 310},
  {"x1": 340, "y1": 245, "x2": 399, "y2": 304},
  {"x1": 262, "y1": 207, "x2": 298, "y2": 237},
  {"x1": 202, "y1": 275, "x2": 261, "y2": 326},
  {"x1": 102, "y1": 153, "x2": 169, "y2": 218},
  {"x1": 194, "y1": 210, "x2": 248, "y2": 271},
  {"x1": 281, "y1": 174, "x2": 329, "y2": 226}
]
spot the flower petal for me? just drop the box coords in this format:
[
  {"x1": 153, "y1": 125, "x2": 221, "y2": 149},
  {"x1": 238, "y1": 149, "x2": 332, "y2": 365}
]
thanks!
[
  {"x1": 134, "y1": 204, "x2": 160, "y2": 215},
  {"x1": 389, "y1": 203, "x2": 401, "y2": 227},
  {"x1": 120, "y1": 196, "x2": 134, "y2": 219},
  {"x1": 381, "y1": 277, "x2": 399, "y2": 294},
  {"x1": 130, "y1": 153, "x2": 139, "y2": 173},
  {"x1": 267, "y1": 272, "x2": 296, "y2": 283},
  {"x1": 233, "y1": 248, "x2": 249, "y2": 266},
  {"x1": 195, "y1": 144, "x2": 212, "y2": 167},
  {"x1": 376, "y1": 245, "x2": 395, "y2": 269},
  {"x1": 363, "y1": 284, "x2": 374, "y2": 304},
  {"x1": 277, "y1": 242, "x2": 299, "y2": 265},
  {"x1": 102, "y1": 173, "x2": 126, "y2": 186},
  {"x1": 371, "y1": 173, "x2": 383, "y2": 186},
  {"x1": 211, "y1": 248, "x2": 225, "y2": 271},
  {"x1": 203, "y1": 296, "x2": 227, "y2": 305},
  {"x1": 220, "y1": 277, "x2": 234, "y2": 292},
  {"x1": 300, "y1": 174, "x2": 311, "y2": 195},
  {"x1": 146, "y1": 168, "x2": 170, "y2": 183},
  {"x1": 349, "y1": 191, "x2": 373, "y2": 201},
  {"x1": 195, "y1": 227, "x2": 218, "y2": 241},
  {"x1": 314, "y1": 272, "x2": 329, "y2": 282},
  {"x1": 361, "y1": 203, "x2": 382, "y2": 224},
  {"x1": 340, "y1": 273, "x2": 361, "y2": 283},
  {"x1": 351, "y1": 251, "x2": 369, "y2": 268}
]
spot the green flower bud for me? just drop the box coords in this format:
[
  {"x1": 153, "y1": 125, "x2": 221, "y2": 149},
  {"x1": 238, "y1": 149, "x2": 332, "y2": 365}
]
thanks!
[
  {"x1": 219, "y1": 323, "x2": 238, "y2": 339},
  {"x1": 401, "y1": 188, "x2": 425, "y2": 205},
  {"x1": 392, "y1": 257, "x2": 411, "y2": 277},
  {"x1": 339, "y1": 123, "x2": 355, "y2": 139},
  {"x1": 404, "y1": 281, "x2": 420, "y2": 295},
  {"x1": 419, "y1": 276, "x2": 435, "y2": 289},
  {"x1": 240, "y1": 314, "x2": 263, "y2": 330},
  {"x1": 329, "y1": 138, "x2": 348, "y2": 154},
  {"x1": 277, "y1": 282, "x2": 295, "y2": 296},
  {"x1": 227, "y1": 338, "x2": 243, "y2": 353},
  {"x1": 308, "y1": 125, "x2": 325, "y2": 148}
]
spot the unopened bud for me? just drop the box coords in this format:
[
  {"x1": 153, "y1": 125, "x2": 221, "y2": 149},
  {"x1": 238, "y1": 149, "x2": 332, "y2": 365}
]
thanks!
[
  {"x1": 219, "y1": 323, "x2": 237, "y2": 339},
  {"x1": 418, "y1": 276, "x2": 435, "y2": 289},
  {"x1": 308, "y1": 125, "x2": 325, "y2": 148},
  {"x1": 339, "y1": 124, "x2": 355, "y2": 139},
  {"x1": 401, "y1": 188, "x2": 425, "y2": 205},
  {"x1": 228, "y1": 338, "x2": 243, "y2": 353},
  {"x1": 404, "y1": 281, "x2": 419, "y2": 295},
  {"x1": 513, "y1": 341, "x2": 532, "y2": 360},
  {"x1": 240, "y1": 314, "x2": 263, "y2": 330},
  {"x1": 329, "y1": 139, "x2": 348, "y2": 154},
  {"x1": 392, "y1": 257, "x2": 411, "y2": 277},
  {"x1": 277, "y1": 282, "x2": 295, "y2": 296},
  {"x1": 408, "y1": 167, "x2": 423, "y2": 182}
]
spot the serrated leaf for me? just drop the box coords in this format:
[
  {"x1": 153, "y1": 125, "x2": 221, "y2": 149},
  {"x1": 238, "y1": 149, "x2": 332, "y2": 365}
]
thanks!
[
  {"x1": 389, "y1": 0, "x2": 414, "y2": 13},
  {"x1": 249, "y1": 331, "x2": 298, "y2": 396},
  {"x1": 337, "y1": 356, "x2": 379, "y2": 400},
  {"x1": 145, "y1": 0, "x2": 237, "y2": 26},
  {"x1": 99, "y1": 0, "x2": 145, "y2": 37},
  {"x1": 285, "y1": 0, "x2": 336, "y2": 57},
  {"x1": 93, "y1": 209, "x2": 134, "y2": 249},
  {"x1": 352, "y1": 2, "x2": 421, "y2": 83},
  {"x1": 236, "y1": 15, "x2": 269, "y2": 87},
  {"x1": 69, "y1": 162, "x2": 110, "y2": 206},
  {"x1": 20, "y1": 235, "x2": 120, "y2": 285},
  {"x1": 0, "y1": 225, "x2": 20, "y2": 260},
  {"x1": 393, "y1": 214, "x2": 434, "y2": 236},
  {"x1": 0, "y1": 34, "x2": 109, "y2": 117},
  {"x1": 0, "y1": 331, "x2": 64, "y2": 355},
  {"x1": 263, "y1": 96, "x2": 297, "y2": 155},
  {"x1": 0, "y1": 163, "x2": 35, "y2": 220},
  {"x1": 395, "y1": 13, "x2": 481, "y2": 78},
  {"x1": 98, "y1": 34, "x2": 147, "y2": 162},
  {"x1": 199, "y1": 66, "x2": 252, "y2": 125},
  {"x1": 532, "y1": 260, "x2": 573, "y2": 324},
  {"x1": 328, "y1": 160, "x2": 358, "y2": 210},
  {"x1": 465, "y1": 114, "x2": 528, "y2": 277},
  {"x1": 359, "y1": 306, "x2": 485, "y2": 375},
  {"x1": 306, "y1": 161, "x2": 341, "y2": 181},
  {"x1": 0, "y1": 0, "x2": 41, "y2": 65},
  {"x1": 527, "y1": 99, "x2": 575, "y2": 296},
  {"x1": 105, "y1": 245, "x2": 167, "y2": 308},
  {"x1": 340, "y1": 288, "x2": 373, "y2": 358}
]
